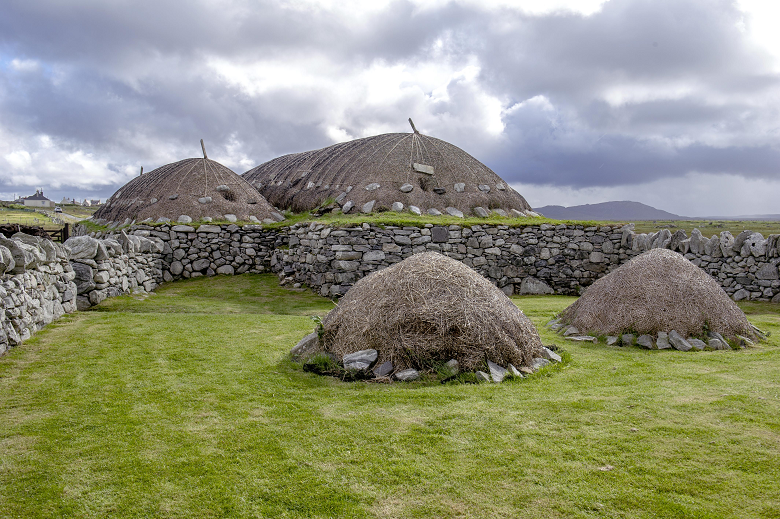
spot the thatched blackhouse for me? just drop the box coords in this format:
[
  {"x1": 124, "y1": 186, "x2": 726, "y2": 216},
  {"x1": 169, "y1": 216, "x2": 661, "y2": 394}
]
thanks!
[
  {"x1": 243, "y1": 120, "x2": 536, "y2": 217},
  {"x1": 317, "y1": 252, "x2": 544, "y2": 371},
  {"x1": 558, "y1": 249, "x2": 754, "y2": 341},
  {"x1": 94, "y1": 150, "x2": 280, "y2": 225}
]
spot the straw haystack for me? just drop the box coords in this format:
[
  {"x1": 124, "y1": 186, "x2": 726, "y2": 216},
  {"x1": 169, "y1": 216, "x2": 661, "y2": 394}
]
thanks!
[
  {"x1": 318, "y1": 252, "x2": 543, "y2": 371},
  {"x1": 243, "y1": 120, "x2": 535, "y2": 217},
  {"x1": 559, "y1": 249, "x2": 753, "y2": 339},
  {"x1": 94, "y1": 152, "x2": 279, "y2": 226}
]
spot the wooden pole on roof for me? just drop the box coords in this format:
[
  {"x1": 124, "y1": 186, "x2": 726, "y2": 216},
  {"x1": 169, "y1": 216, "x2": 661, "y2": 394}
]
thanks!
[
  {"x1": 139, "y1": 166, "x2": 143, "y2": 176},
  {"x1": 200, "y1": 139, "x2": 208, "y2": 159},
  {"x1": 408, "y1": 118, "x2": 420, "y2": 134}
]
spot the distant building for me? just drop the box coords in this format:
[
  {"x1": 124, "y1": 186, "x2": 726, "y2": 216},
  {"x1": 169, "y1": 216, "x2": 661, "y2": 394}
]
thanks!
[
  {"x1": 21, "y1": 189, "x2": 55, "y2": 209},
  {"x1": 60, "y1": 197, "x2": 79, "y2": 205}
]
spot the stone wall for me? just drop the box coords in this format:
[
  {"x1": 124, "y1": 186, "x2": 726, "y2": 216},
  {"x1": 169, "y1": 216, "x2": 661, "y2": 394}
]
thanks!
[
  {"x1": 272, "y1": 223, "x2": 780, "y2": 302},
  {"x1": 0, "y1": 233, "x2": 77, "y2": 355},
  {"x1": 3, "y1": 220, "x2": 778, "y2": 357},
  {"x1": 84, "y1": 223, "x2": 283, "y2": 282}
]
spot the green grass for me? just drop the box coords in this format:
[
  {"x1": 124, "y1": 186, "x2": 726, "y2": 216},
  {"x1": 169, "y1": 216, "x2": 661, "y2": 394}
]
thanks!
[
  {"x1": 0, "y1": 207, "x2": 56, "y2": 226},
  {"x1": 631, "y1": 219, "x2": 780, "y2": 237},
  {"x1": 1, "y1": 275, "x2": 779, "y2": 518}
]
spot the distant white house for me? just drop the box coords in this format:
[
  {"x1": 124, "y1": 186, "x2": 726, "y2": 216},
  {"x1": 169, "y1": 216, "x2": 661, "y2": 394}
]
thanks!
[{"x1": 21, "y1": 189, "x2": 55, "y2": 209}]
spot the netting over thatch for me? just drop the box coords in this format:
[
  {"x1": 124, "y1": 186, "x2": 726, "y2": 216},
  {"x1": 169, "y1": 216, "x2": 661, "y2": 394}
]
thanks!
[
  {"x1": 559, "y1": 249, "x2": 753, "y2": 338},
  {"x1": 319, "y1": 252, "x2": 543, "y2": 370},
  {"x1": 93, "y1": 158, "x2": 277, "y2": 224},
  {"x1": 243, "y1": 130, "x2": 534, "y2": 216}
]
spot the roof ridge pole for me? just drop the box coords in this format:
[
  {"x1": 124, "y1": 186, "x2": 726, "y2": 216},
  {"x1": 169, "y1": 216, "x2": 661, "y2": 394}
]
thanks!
[
  {"x1": 408, "y1": 118, "x2": 420, "y2": 134},
  {"x1": 200, "y1": 139, "x2": 209, "y2": 195}
]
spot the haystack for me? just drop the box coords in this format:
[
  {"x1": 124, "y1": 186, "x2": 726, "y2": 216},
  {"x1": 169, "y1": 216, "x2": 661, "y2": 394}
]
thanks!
[
  {"x1": 558, "y1": 249, "x2": 753, "y2": 339},
  {"x1": 319, "y1": 252, "x2": 543, "y2": 370},
  {"x1": 94, "y1": 152, "x2": 278, "y2": 226},
  {"x1": 243, "y1": 119, "x2": 535, "y2": 217}
]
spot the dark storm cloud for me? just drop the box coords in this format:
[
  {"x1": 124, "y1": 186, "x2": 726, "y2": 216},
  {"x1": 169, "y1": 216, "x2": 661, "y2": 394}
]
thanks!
[{"x1": 0, "y1": 0, "x2": 778, "y2": 202}]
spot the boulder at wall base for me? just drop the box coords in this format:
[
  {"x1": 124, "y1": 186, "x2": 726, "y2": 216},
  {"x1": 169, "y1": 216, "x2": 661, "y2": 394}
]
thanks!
[
  {"x1": 519, "y1": 277, "x2": 554, "y2": 295},
  {"x1": 71, "y1": 262, "x2": 96, "y2": 294}
]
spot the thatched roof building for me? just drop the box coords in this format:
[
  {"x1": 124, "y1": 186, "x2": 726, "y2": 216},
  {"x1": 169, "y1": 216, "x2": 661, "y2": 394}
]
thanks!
[
  {"x1": 558, "y1": 249, "x2": 754, "y2": 340},
  {"x1": 318, "y1": 252, "x2": 543, "y2": 371},
  {"x1": 94, "y1": 152, "x2": 279, "y2": 225},
  {"x1": 243, "y1": 120, "x2": 535, "y2": 217}
]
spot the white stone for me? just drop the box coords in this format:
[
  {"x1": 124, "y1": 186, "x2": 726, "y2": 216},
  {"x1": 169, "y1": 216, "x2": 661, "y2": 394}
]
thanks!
[
  {"x1": 413, "y1": 163, "x2": 434, "y2": 175},
  {"x1": 392, "y1": 202, "x2": 404, "y2": 212},
  {"x1": 409, "y1": 205, "x2": 421, "y2": 215},
  {"x1": 445, "y1": 207, "x2": 464, "y2": 218}
]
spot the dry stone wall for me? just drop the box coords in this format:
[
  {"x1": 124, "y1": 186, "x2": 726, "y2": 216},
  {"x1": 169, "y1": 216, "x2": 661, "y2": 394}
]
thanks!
[
  {"x1": 273, "y1": 223, "x2": 780, "y2": 303},
  {"x1": 2, "y1": 221, "x2": 778, "y2": 357}
]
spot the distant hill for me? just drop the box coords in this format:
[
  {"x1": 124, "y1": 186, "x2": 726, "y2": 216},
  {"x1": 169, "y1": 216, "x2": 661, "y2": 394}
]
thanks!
[{"x1": 534, "y1": 201, "x2": 684, "y2": 221}]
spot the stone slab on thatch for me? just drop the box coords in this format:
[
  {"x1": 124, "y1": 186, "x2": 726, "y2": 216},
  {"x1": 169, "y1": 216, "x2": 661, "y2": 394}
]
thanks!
[
  {"x1": 243, "y1": 130, "x2": 533, "y2": 216},
  {"x1": 318, "y1": 251, "x2": 543, "y2": 371},
  {"x1": 94, "y1": 158, "x2": 277, "y2": 225},
  {"x1": 559, "y1": 248, "x2": 754, "y2": 339}
]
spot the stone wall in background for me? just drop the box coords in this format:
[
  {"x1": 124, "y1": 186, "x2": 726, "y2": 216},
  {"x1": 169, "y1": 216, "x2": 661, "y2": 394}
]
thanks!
[
  {"x1": 272, "y1": 223, "x2": 780, "y2": 303},
  {"x1": 3, "y1": 221, "x2": 778, "y2": 357}
]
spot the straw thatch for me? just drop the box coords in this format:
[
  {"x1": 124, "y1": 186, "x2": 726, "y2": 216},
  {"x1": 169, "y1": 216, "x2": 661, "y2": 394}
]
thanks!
[
  {"x1": 93, "y1": 158, "x2": 277, "y2": 224},
  {"x1": 243, "y1": 126, "x2": 534, "y2": 216},
  {"x1": 559, "y1": 248, "x2": 753, "y2": 339},
  {"x1": 319, "y1": 252, "x2": 543, "y2": 371}
]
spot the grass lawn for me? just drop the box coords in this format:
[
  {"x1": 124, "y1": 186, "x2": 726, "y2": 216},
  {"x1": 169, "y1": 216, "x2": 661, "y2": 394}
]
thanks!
[
  {"x1": 630, "y1": 219, "x2": 780, "y2": 237},
  {"x1": 0, "y1": 207, "x2": 56, "y2": 227},
  {"x1": 1, "y1": 275, "x2": 779, "y2": 518}
]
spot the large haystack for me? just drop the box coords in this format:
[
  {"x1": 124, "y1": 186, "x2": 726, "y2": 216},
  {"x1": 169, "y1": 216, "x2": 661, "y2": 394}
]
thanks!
[
  {"x1": 94, "y1": 156, "x2": 278, "y2": 225},
  {"x1": 243, "y1": 120, "x2": 535, "y2": 217},
  {"x1": 559, "y1": 248, "x2": 753, "y2": 339},
  {"x1": 319, "y1": 252, "x2": 543, "y2": 370}
]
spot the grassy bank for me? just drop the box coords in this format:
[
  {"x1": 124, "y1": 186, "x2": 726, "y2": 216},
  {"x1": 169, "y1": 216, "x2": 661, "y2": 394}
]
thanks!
[
  {"x1": 1, "y1": 275, "x2": 778, "y2": 518},
  {"x1": 630, "y1": 219, "x2": 780, "y2": 236}
]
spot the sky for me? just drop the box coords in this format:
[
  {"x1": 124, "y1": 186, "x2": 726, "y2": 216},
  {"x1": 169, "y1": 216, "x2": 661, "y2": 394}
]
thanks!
[{"x1": 0, "y1": 0, "x2": 778, "y2": 216}]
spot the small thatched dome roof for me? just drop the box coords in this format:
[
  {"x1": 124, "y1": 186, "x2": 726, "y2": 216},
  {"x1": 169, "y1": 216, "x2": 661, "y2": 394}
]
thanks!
[
  {"x1": 243, "y1": 123, "x2": 534, "y2": 217},
  {"x1": 559, "y1": 249, "x2": 753, "y2": 339},
  {"x1": 319, "y1": 252, "x2": 543, "y2": 370},
  {"x1": 94, "y1": 157, "x2": 278, "y2": 224}
]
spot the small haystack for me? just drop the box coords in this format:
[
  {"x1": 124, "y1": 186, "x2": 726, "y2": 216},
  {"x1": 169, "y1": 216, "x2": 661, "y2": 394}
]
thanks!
[
  {"x1": 94, "y1": 145, "x2": 279, "y2": 226},
  {"x1": 243, "y1": 119, "x2": 536, "y2": 217},
  {"x1": 319, "y1": 252, "x2": 544, "y2": 370},
  {"x1": 558, "y1": 248, "x2": 754, "y2": 339}
]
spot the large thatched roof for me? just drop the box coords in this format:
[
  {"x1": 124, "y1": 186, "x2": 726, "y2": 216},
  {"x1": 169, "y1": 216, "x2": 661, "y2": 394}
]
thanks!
[
  {"x1": 319, "y1": 252, "x2": 543, "y2": 370},
  {"x1": 559, "y1": 249, "x2": 753, "y2": 339},
  {"x1": 94, "y1": 157, "x2": 278, "y2": 224},
  {"x1": 243, "y1": 123, "x2": 534, "y2": 216}
]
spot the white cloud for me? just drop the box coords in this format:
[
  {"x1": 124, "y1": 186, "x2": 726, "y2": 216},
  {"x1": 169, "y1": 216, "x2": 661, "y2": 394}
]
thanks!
[{"x1": 9, "y1": 58, "x2": 40, "y2": 72}]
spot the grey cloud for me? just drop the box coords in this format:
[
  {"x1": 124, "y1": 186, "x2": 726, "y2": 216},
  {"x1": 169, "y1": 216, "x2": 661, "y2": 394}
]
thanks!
[{"x1": 0, "y1": 0, "x2": 778, "y2": 205}]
